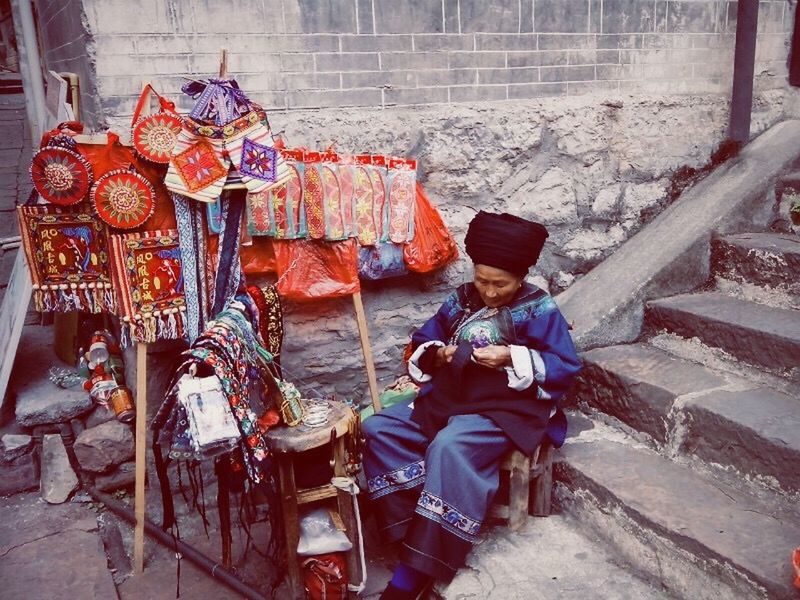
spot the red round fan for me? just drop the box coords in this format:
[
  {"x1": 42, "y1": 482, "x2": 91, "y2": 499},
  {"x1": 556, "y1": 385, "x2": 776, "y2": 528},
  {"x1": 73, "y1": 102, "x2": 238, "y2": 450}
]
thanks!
[
  {"x1": 132, "y1": 112, "x2": 183, "y2": 164},
  {"x1": 30, "y1": 146, "x2": 93, "y2": 206},
  {"x1": 91, "y1": 169, "x2": 155, "y2": 229}
]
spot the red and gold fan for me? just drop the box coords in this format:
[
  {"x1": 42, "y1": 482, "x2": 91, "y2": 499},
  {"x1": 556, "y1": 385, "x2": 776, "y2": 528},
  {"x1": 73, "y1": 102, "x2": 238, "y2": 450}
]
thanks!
[
  {"x1": 131, "y1": 84, "x2": 183, "y2": 164},
  {"x1": 30, "y1": 145, "x2": 93, "y2": 206},
  {"x1": 91, "y1": 168, "x2": 155, "y2": 229}
]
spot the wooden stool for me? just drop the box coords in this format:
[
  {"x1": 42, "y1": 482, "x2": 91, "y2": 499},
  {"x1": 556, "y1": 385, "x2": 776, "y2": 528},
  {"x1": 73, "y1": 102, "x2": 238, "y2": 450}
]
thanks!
[
  {"x1": 265, "y1": 402, "x2": 362, "y2": 600},
  {"x1": 489, "y1": 441, "x2": 553, "y2": 531}
]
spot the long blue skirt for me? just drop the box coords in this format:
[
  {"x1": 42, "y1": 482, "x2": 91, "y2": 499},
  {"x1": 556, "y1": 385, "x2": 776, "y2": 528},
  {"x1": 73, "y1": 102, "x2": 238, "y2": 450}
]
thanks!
[{"x1": 362, "y1": 403, "x2": 513, "y2": 580}]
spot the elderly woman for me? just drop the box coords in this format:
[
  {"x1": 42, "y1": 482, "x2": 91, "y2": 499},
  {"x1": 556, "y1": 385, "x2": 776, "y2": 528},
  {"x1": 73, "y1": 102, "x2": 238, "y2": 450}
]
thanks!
[{"x1": 362, "y1": 211, "x2": 582, "y2": 599}]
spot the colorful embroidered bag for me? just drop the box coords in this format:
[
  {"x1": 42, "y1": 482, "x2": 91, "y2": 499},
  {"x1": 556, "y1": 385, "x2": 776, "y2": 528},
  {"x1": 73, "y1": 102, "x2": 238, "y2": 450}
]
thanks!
[
  {"x1": 131, "y1": 84, "x2": 183, "y2": 164},
  {"x1": 91, "y1": 168, "x2": 156, "y2": 230},
  {"x1": 109, "y1": 229, "x2": 187, "y2": 345},
  {"x1": 30, "y1": 123, "x2": 93, "y2": 206},
  {"x1": 17, "y1": 204, "x2": 114, "y2": 313}
]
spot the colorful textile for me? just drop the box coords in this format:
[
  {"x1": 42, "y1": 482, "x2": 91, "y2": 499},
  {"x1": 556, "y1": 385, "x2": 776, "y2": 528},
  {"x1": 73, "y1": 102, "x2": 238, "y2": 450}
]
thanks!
[
  {"x1": 182, "y1": 79, "x2": 255, "y2": 127},
  {"x1": 91, "y1": 169, "x2": 155, "y2": 229},
  {"x1": 353, "y1": 160, "x2": 377, "y2": 245},
  {"x1": 363, "y1": 404, "x2": 512, "y2": 579},
  {"x1": 247, "y1": 283, "x2": 283, "y2": 360},
  {"x1": 109, "y1": 228, "x2": 187, "y2": 345},
  {"x1": 321, "y1": 162, "x2": 346, "y2": 241},
  {"x1": 387, "y1": 158, "x2": 417, "y2": 243},
  {"x1": 171, "y1": 138, "x2": 228, "y2": 195},
  {"x1": 210, "y1": 192, "x2": 246, "y2": 316},
  {"x1": 173, "y1": 194, "x2": 211, "y2": 343},
  {"x1": 30, "y1": 146, "x2": 93, "y2": 206},
  {"x1": 17, "y1": 204, "x2": 114, "y2": 313},
  {"x1": 337, "y1": 155, "x2": 356, "y2": 239},
  {"x1": 239, "y1": 137, "x2": 278, "y2": 182},
  {"x1": 357, "y1": 242, "x2": 407, "y2": 280},
  {"x1": 369, "y1": 159, "x2": 389, "y2": 243},
  {"x1": 206, "y1": 197, "x2": 223, "y2": 234},
  {"x1": 303, "y1": 154, "x2": 325, "y2": 239}
]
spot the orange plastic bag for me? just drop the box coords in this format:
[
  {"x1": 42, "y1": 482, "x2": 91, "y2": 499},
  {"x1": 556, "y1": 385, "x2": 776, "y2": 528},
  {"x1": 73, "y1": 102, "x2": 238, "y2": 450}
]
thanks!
[
  {"x1": 403, "y1": 182, "x2": 458, "y2": 273},
  {"x1": 793, "y1": 547, "x2": 800, "y2": 589},
  {"x1": 207, "y1": 235, "x2": 277, "y2": 275},
  {"x1": 273, "y1": 239, "x2": 360, "y2": 301}
]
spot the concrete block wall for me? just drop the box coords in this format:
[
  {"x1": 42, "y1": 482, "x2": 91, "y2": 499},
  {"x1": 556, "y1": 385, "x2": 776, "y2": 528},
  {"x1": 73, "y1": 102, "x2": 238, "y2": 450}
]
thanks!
[{"x1": 72, "y1": 0, "x2": 794, "y2": 125}]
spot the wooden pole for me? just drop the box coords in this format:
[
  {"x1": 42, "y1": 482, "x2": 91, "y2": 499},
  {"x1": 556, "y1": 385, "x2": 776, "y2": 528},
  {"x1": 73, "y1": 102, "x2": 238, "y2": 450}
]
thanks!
[
  {"x1": 219, "y1": 48, "x2": 228, "y2": 79},
  {"x1": 352, "y1": 292, "x2": 381, "y2": 412},
  {"x1": 133, "y1": 342, "x2": 148, "y2": 573}
]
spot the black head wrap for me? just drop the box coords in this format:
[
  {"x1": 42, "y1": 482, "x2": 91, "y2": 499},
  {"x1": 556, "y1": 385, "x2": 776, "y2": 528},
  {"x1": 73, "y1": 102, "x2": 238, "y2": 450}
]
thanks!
[{"x1": 464, "y1": 211, "x2": 548, "y2": 276}]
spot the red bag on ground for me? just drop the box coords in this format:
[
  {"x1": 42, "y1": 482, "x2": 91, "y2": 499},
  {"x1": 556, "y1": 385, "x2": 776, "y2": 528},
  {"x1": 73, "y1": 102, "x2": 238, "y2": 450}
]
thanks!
[
  {"x1": 302, "y1": 552, "x2": 348, "y2": 600},
  {"x1": 273, "y1": 239, "x2": 360, "y2": 301},
  {"x1": 403, "y1": 183, "x2": 458, "y2": 273}
]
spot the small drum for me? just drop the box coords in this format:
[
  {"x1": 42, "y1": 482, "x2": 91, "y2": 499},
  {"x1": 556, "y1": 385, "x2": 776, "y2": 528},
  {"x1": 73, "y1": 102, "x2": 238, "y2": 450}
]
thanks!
[{"x1": 109, "y1": 386, "x2": 135, "y2": 423}]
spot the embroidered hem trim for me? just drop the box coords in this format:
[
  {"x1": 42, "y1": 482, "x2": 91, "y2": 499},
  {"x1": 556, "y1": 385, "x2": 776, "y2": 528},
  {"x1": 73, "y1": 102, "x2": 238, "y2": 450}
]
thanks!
[
  {"x1": 414, "y1": 490, "x2": 481, "y2": 541},
  {"x1": 367, "y1": 459, "x2": 426, "y2": 497},
  {"x1": 183, "y1": 110, "x2": 265, "y2": 139},
  {"x1": 32, "y1": 284, "x2": 115, "y2": 314}
]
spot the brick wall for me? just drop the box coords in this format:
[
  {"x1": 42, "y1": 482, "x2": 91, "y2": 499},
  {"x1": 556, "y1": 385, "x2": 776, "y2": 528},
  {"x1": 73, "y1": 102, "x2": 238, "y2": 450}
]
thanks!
[
  {"x1": 34, "y1": 0, "x2": 104, "y2": 126},
  {"x1": 75, "y1": 0, "x2": 794, "y2": 125}
]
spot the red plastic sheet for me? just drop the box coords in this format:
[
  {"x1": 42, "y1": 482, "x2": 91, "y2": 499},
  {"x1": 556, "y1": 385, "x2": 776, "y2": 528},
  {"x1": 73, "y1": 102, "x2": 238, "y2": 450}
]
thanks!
[
  {"x1": 403, "y1": 182, "x2": 458, "y2": 273},
  {"x1": 273, "y1": 239, "x2": 360, "y2": 301}
]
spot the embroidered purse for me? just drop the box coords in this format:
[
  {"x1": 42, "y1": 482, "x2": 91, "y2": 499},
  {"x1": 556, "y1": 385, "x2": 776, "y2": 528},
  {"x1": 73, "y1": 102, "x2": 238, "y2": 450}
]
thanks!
[
  {"x1": 91, "y1": 168, "x2": 156, "y2": 230},
  {"x1": 108, "y1": 228, "x2": 187, "y2": 345},
  {"x1": 131, "y1": 84, "x2": 183, "y2": 164},
  {"x1": 17, "y1": 204, "x2": 114, "y2": 313},
  {"x1": 30, "y1": 124, "x2": 93, "y2": 206}
]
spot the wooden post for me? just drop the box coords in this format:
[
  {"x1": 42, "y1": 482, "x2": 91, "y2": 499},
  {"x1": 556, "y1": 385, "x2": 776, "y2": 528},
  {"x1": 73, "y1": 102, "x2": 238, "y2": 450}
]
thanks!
[
  {"x1": 351, "y1": 292, "x2": 381, "y2": 413},
  {"x1": 218, "y1": 48, "x2": 228, "y2": 79},
  {"x1": 133, "y1": 342, "x2": 148, "y2": 573}
]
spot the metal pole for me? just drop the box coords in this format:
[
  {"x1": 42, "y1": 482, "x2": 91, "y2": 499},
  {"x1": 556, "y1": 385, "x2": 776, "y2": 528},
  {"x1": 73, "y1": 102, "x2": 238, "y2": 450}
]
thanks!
[
  {"x1": 9, "y1": 0, "x2": 46, "y2": 140},
  {"x1": 728, "y1": 0, "x2": 759, "y2": 144}
]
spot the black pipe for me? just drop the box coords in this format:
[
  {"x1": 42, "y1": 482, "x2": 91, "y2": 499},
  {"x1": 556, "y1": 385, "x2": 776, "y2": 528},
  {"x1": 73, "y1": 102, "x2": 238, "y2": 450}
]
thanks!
[
  {"x1": 728, "y1": 0, "x2": 760, "y2": 144},
  {"x1": 86, "y1": 486, "x2": 269, "y2": 600}
]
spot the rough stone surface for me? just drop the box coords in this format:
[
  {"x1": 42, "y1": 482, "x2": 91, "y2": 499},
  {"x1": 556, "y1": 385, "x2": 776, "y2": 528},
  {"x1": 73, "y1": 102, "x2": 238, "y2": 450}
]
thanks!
[
  {"x1": 73, "y1": 420, "x2": 135, "y2": 473},
  {"x1": 711, "y1": 233, "x2": 800, "y2": 297},
  {"x1": 439, "y1": 515, "x2": 665, "y2": 600},
  {"x1": 556, "y1": 439, "x2": 800, "y2": 599},
  {"x1": 1, "y1": 433, "x2": 32, "y2": 461},
  {"x1": 12, "y1": 325, "x2": 93, "y2": 427},
  {"x1": 645, "y1": 291, "x2": 800, "y2": 373},
  {"x1": 621, "y1": 180, "x2": 668, "y2": 221},
  {"x1": 557, "y1": 120, "x2": 800, "y2": 350},
  {"x1": 0, "y1": 493, "x2": 116, "y2": 600},
  {"x1": 570, "y1": 343, "x2": 726, "y2": 441},
  {"x1": 0, "y1": 452, "x2": 37, "y2": 495},
  {"x1": 39, "y1": 434, "x2": 79, "y2": 504},
  {"x1": 591, "y1": 183, "x2": 622, "y2": 218},
  {"x1": 562, "y1": 225, "x2": 626, "y2": 262},
  {"x1": 94, "y1": 460, "x2": 136, "y2": 492},
  {"x1": 517, "y1": 166, "x2": 578, "y2": 225},
  {"x1": 683, "y1": 387, "x2": 800, "y2": 491},
  {"x1": 83, "y1": 404, "x2": 117, "y2": 429}
]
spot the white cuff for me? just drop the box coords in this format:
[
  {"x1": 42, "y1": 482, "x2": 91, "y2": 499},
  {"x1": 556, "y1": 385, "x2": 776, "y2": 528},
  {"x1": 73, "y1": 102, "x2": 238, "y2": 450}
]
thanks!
[
  {"x1": 505, "y1": 345, "x2": 534, "y2": 391},
  {"x1": 408, "y1": 340, "x2": 445, "y2": 383},
  {"x1": 530, "y1": 349, "x2": 547, "y2": 383}
]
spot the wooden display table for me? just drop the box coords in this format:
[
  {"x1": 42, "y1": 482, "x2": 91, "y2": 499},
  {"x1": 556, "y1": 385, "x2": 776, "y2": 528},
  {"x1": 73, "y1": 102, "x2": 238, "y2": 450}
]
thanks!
[{"x1": 265, "y1": 402, "x2": 362, "y2": 600}]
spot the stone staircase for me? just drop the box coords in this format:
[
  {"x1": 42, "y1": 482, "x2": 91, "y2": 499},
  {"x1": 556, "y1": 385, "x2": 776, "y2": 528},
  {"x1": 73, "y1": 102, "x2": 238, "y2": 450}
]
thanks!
[{"x1": 557, "y1": 231, "x2": 800, "y2": 599}]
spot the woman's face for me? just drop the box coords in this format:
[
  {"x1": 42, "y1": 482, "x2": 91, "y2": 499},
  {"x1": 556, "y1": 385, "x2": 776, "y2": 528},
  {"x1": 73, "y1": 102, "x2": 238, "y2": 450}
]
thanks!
[{"x1": 473, "y1": 264, "x2": 524, "y2": 308}]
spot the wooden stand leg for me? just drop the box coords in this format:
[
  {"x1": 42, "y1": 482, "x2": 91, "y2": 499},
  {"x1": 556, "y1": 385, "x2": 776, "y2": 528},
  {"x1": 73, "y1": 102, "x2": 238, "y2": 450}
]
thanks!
[
  {"x1": 334, "y1": 437, "x2": 362, "y2": 598},
  {"x1": 507, "y1": 450, "x2": 531, "y2": 531},
  {"x1": 277, "y1": 454, "x2": 304, "y2": 600},
  {"x1": 133, "y1": 342, "x2": 148, "y2": 573},
  {"x1": 531, "y1": 444, "x2": 553, "y2": 517},
  {"x1": 352, "y1": 292, "x2": 381, "y2": 413}
]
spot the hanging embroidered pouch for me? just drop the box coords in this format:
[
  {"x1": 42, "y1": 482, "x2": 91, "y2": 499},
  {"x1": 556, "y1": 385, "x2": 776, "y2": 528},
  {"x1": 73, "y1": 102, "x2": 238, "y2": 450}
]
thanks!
[
  {"x1": 320, "y1": 151, "x2": 346, "y2": 241},
  {"x1": 109, "y1": 228, "x2": 187, "y2": 345},
  {"x1": 353, "y1": 156, "x2": 376, "y2": 245},
  {"x1": 131, "y1": 84, "x2": 183, "y2": 164},
  {"x1": 17, "y1": 204, "x2": 114, "y2": 313},
  {"x1": 369, "y1": 155, "x2": 389, "y2": 243},
  {"x1": 31, "y1": 145, "x2": 93, "y2": 206},
  {"x1": 387, "y1": 157, "x2": 417, "y2": 243},
  {"x1": 303, "y1": 151, "x2": 325, "y2": 240},
  {"x1": 91, "y1": 168, "x2": 155, "y2": 229}
]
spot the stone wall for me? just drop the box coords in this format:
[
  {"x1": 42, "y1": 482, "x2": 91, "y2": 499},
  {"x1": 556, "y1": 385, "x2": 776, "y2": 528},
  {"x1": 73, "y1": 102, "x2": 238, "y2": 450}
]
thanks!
[{"x1": 69, "y1": 0, "x2": 794, "y2": 124}]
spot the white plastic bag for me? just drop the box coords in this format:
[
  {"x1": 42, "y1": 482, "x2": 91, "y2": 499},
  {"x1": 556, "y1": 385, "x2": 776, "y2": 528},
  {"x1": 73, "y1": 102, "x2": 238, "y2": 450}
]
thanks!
[{"x1": 297, "y1": 507, "x2": 353, "y2": 556}]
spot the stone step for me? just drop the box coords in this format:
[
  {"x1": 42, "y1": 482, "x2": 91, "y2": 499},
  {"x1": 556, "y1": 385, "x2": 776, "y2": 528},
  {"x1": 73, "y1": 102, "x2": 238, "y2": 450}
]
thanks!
[
  {"x1": 555, "y1": 438, "x2": 800, "y2": 599},
  {"x1": 681, "y1": 387, "x2": 800, "y2": 491},
  {"x1": 645, "y1": 292, "x2": 800, "y2": 373},
  {"x1": 572, "y1": 343, "x2": 800, "y2": 491},
  {"x1": 571, "y1": 343, "x2": 727, "y2": 443},
  {"x1": 711, "y1": 233, "x2": 800, "y2": 296}
]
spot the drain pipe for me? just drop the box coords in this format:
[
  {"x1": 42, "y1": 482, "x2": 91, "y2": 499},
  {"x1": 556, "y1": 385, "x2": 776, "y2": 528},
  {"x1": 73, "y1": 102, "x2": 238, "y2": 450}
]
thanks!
[
  {"x1": 728, "y1": 0, "x2": 760, "y2": 145},
  {"x1": 86, "y1": 486, "x2": 270, "y2": 600}
]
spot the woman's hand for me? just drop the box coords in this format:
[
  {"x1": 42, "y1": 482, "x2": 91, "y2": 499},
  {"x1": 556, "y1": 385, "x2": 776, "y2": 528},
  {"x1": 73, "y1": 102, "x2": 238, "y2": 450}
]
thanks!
[
  {"x1": 472, "y1": 345, "x2": 512, "y2": 369},
  {"x1": 435, "y1": 345, "x2": 458, "y2": 367}
]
